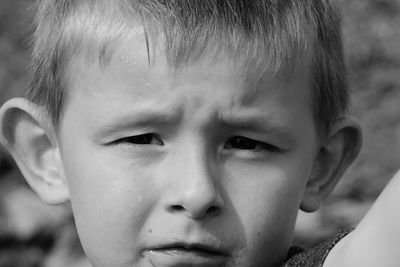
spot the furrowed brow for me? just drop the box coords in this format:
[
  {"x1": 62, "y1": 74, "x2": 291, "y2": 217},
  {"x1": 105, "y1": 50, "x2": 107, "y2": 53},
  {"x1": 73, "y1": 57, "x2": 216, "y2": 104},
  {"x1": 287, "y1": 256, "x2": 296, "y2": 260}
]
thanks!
[
  {"x1": 221, "y1": 115, "x2": 295, "y2": 142},
  {"x1": 93, "y1": 109, "x2": 181, "y2": 137}
]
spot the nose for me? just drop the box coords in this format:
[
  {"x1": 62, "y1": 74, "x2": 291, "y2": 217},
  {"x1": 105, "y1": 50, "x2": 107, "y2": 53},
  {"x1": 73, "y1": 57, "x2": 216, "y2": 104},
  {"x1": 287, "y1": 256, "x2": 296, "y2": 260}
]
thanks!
[{"x1": 164, "y1": 146, "x2": 225, "y2": 219}]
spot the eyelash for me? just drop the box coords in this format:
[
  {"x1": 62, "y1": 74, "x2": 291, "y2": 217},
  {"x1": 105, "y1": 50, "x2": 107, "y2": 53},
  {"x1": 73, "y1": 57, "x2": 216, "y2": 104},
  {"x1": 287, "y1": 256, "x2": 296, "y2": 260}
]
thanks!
[
  {"x1": 112, "y1": 133, "x2": 163, "y2": 146},
  {"x1": 112, "y1": 134, "x2": 281, "y2": 154},
  {"x1": 224, "y1": 136, "x2": 281, "y2": 154}
]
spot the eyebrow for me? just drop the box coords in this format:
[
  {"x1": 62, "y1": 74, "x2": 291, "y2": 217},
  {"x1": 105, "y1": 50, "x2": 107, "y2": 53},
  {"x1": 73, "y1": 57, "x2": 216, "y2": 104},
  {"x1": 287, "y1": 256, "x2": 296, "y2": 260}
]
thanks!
[
  {"x1": 221, "y1": 115, "x2": 296, "y2": 142},
  {"x1": 92, "y1": 108, "x2": 296, "y2": 145},
  {"x1": 93, "y1": 109, "x2": 182, "y2": 137}
]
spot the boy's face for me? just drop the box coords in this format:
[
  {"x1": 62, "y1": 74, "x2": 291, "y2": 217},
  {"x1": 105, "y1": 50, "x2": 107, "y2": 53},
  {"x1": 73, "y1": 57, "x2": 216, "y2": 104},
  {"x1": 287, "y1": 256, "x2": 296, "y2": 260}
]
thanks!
[{"x1": 58, "y1": 35, "x2": 318, "y2": 267}]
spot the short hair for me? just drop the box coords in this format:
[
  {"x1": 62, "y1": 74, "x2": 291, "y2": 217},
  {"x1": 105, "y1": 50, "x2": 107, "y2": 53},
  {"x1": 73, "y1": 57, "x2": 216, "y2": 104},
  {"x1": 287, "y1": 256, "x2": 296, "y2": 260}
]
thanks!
[{"x1": 28, "y1": 0, "x2": 348, "y2": 136}]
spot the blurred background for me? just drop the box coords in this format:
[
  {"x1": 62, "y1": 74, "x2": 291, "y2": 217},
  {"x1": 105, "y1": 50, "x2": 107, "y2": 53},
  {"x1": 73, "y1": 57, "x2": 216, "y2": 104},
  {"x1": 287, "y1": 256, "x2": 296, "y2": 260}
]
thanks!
[{"x1": 0, "y1": 0, "x2": 399, "y2": 266}]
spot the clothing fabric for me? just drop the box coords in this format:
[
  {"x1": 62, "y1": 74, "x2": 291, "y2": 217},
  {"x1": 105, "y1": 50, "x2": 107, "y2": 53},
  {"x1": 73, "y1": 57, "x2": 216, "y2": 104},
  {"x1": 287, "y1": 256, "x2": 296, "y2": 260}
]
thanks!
[{"x1": 282, "y1": 228, "x2": 353, "y2": 267}]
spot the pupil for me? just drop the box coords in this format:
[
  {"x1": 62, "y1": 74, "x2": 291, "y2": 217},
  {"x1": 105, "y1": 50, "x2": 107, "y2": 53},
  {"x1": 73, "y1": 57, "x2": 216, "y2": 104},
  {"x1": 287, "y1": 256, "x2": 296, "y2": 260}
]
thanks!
[
  {"x1": 134, "y1": 135, "x2": 152, "y2": 144},
  {"x1": 235, "y1": 137, "x2": 255, "y2": 149}
]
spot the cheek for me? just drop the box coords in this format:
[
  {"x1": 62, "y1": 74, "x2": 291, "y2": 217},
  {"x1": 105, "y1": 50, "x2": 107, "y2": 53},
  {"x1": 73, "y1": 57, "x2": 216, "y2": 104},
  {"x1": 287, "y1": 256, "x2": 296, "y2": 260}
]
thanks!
[
  {"x1": 225, "y1": 158, "x2": 309, "y2": 216},
  {"x1": 224, "y1": 161, "x2": 309, "y2": 265},
  {"x1": 60, "y1": 140, "x2": 158, "y2": 265}
]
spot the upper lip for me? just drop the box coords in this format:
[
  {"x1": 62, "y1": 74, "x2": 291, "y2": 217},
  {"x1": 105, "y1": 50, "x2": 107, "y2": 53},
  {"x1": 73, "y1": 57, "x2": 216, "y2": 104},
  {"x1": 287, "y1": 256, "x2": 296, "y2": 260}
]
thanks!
[{"x1": 149, "y1": 242, "x2": 230, "y2": 256}]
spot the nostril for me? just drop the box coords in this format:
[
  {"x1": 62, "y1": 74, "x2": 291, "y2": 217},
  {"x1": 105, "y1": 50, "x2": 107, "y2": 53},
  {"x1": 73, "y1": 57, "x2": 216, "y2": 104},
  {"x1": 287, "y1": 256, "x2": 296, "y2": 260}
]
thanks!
[
  {"x1": 168, "y1": 204, "x2": 221, "y2": 217},
  {"x1": 170, "y1": 205, "x2": 185, "y2": 212},
  {"x1": 206, "y1": 206, "x2": 220, "y2": 215}
]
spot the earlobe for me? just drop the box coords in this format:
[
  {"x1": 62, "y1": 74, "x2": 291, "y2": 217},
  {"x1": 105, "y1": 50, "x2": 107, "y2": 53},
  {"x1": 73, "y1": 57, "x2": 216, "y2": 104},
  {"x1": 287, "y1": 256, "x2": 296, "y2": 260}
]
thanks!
[
  {"x1": 301, "y1": 116, "x2": 362, "y2": 212},
  {"x1": 0, "y1": 98, "x2": 70, "y2": 204}
]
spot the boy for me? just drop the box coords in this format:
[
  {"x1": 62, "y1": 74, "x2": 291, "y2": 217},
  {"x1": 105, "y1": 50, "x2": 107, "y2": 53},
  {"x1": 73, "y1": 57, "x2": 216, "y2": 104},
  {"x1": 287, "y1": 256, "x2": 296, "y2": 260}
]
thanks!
[{"x1": 0, "y1": 0, "x2": 398, "y2": 266}]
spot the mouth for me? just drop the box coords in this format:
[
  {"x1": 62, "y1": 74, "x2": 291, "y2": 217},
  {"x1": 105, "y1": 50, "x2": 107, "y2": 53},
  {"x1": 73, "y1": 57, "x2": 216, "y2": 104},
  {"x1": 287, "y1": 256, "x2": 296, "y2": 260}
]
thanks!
[
  {"x1": 145, "y1": 243, "x2": 230, "y2": 266},
  {"x1": 150, "y1": 243, "x2": 229, "y2": 256}
]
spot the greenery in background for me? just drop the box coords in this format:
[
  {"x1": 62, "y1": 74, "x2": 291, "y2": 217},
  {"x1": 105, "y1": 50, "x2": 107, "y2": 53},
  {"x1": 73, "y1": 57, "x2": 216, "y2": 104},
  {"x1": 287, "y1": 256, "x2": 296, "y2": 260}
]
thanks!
[{"x1": 0, "y1": 0, "x2": 399, "y2": 266}]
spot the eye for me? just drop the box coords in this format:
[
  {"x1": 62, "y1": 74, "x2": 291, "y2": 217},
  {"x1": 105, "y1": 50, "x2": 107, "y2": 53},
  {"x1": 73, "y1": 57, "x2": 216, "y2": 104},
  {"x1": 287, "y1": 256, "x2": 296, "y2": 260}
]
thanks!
[
  {"x1": 112, "y1": 133, "x2": 163, "y2": 146},
  {"x1": 224, "y1": 136, "x2": 280, "y2": 154}
]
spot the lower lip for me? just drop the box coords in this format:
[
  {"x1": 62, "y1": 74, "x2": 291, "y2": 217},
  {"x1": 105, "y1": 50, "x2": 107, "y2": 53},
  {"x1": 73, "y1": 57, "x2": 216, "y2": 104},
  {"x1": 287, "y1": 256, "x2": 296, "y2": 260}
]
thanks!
[{"x1": 145, "y1": 248, "x2": 229, "y2": 267}]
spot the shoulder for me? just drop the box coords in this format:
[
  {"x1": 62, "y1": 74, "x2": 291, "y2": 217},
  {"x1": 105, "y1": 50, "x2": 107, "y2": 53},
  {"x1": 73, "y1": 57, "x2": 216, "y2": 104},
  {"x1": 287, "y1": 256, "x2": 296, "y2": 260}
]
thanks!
[{"x1": 282, "y1": 228, "x2": 353, "y2": 267}]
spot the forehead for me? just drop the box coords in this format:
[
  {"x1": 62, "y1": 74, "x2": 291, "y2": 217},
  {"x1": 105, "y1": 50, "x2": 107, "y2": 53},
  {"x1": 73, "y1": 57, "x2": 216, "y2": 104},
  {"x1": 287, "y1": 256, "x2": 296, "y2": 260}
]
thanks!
[{"x1": 65, "y1": 27, "x2": 313, "y2": 107}]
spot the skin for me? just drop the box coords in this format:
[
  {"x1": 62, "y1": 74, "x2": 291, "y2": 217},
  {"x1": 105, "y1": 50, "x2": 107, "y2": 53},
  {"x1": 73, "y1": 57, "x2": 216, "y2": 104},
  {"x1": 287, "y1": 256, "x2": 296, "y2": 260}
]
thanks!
[
  {"x1": 324, "y1": 170, "x2": 400, "y2": 267},
  {"x1": 60, "y1": 40, "x2": 318, "y2": 265},
  {"x1": 54, "y1": 34, "x2": 320, "y2": 267}
]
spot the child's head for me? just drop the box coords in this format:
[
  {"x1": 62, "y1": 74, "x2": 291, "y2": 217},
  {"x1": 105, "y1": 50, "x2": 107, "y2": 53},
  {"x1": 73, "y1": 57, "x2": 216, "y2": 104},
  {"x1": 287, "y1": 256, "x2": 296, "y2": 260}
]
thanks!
[{"x1": 0, "y1": 1, "x2": 362, "y2": 266}]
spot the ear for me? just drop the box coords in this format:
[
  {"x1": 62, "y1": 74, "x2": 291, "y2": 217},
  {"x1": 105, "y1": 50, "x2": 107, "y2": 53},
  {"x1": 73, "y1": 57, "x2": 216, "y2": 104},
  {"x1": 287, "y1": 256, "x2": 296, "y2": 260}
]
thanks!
[
  {"x1": 0, "y1": 98, "x2": 69, "y2": 204},
  {"x1": 301, "y1": 116, "x2": 362, "y2": 212}
]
